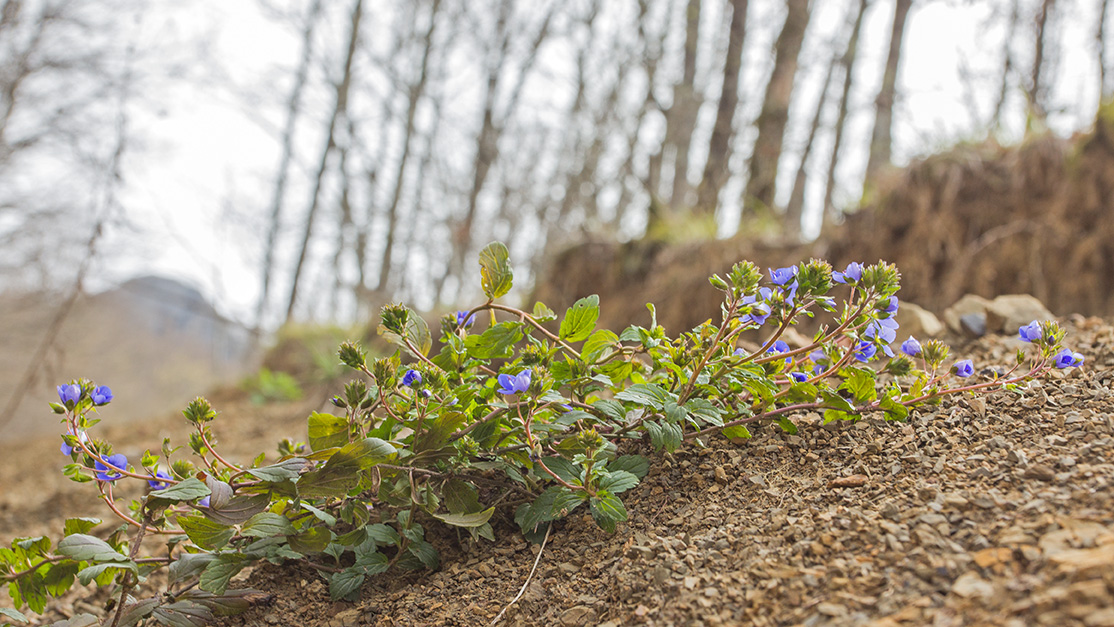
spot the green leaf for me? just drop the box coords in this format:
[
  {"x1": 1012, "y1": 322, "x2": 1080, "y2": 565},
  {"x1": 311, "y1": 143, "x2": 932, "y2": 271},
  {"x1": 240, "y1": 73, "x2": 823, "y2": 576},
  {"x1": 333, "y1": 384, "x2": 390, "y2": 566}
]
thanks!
[
  {"x1": 202, "y1": 494, "x2": 271, "y2": 526},
  {"x1": 298, "y1": 438, "x2": 396, "y2": 498},
  {"x1": 819, "y1": 389, "x2": 856, "y2": 413},
  {"x1": 149, "y1": 477, "x2": 211, "y2": 503},
  {"x1": 784, "y1": 381, "x2": 819, "y2": 404},
  {"x1": 551, "y1": 488, "x2": 588, "y2": 518},
  {"x1": 287, "y1": 527, "x2": 332, "y2": 554},
  {"x1": 178, "y1": 515, "x2": 234, "y2": 551},
  {"x1": 378, "y1": 306, "x2": 432, "y2": 358},
  {"x1": 76, "y1": 561, "x2": 137, "y2": 586},
  {"x1": 57, "y1": 534, "x2": 127, "y2": 562},
  {"x1": 531, "y1": 301, "x2": 556, "y2": 322},
  {"x1": 178, "y1": 588, "x2": 260, "y2": 616},
  {"x1": 823, "y1": 409, "x2": 851, "y2": 424},
  {"x1": 463, "y1": 321, "x2": 524, "y2": 359},
  {"x1": 299, "y1": 503, "x2": 337, "y2": 527},
  {"x1": 615, "y1": 383, "x2": 671, "y2": 411},
  {"x1": 589, "y1": 491, "x2": 628, "y2": 533},
  {"x1": 442, "y1": 479, "x2": 482, "y2": 515},
  {"x1": 199, "y1": 554, "x2": 250, "y2": 595},
  {"x1": 42, "y1": 614, "x2": 99, "y2": 627},
  {"x1": 684, "y1": 399, "x2": 723, "y2": 427},
  {"x1": 540, "y1": 457, "x2": 581, "y2": 484},
  {"x1": 880, "y1": 394, "x2": 910, "y2": 422},
  {"x1": 241, "y1": 513, "x2": 296, "y2": 538},
  {"x1": 114, "y1": 598, "x2": 160, "y2": 627},
  {"x1": 62, "y1": 518, "x2": 99, "y2": 537},
  {"x1": 598, "y1": 470, "x2": 639, "y2": 494},
  {"x1": 246, "y1": 458, "x2": 310, "y2": 483},
  {"x1": 514, "y1": 486, "x2": 562, "y2": 534},
  {"x1": 840, "y1": 367, "x2": 877, "y2": 403},
  {"x1": 432, "y1": 507, "x2": 495, "y2": 528},
  {"x1": 776, "y1": 416, "x2": 799, "y2": 434},
  {"x1": 722, "y1": 424, "x2": 752, "y2": 440},
  {"x1": 355, "y1": 551, "x2": 389, "y2": 574},
  {"x1": 42, "y1": 562, "x2": 78, "y2": 596},
  {"x1": 407, "y1": 541, "x2": 439, "y2": 569},
  {"x1": 591, "y1": 400, "x2": 625, "y2": 421},
  {"x1": 308, "y1": 412, "x2": 349, "y2": 452},
  {"x1": 608, "y1": 455, "x2": 649, "y2": 478},
  {"x1": 151, "y1": 601, "x2": 214, "y2": 627},
  {"x1": 582, "y1": 329, "x2": 618, "y2": 363},
  {"x1": 168, "y1": 553, "x2": 216, "y2": 588},
  {"x1": 365, "y1": 524, "x2": 401, "y2": 547},
  {"x1": 559, "y1": 295, "x2": 600, "y2": 342},
  {"x1": 329, "y1": 569, "x2": 364, "y2": 601},
  {"x1": 479, "y1": 242, "x2": 514, "y2": 299},
  {"x1": 0, "y1": 607, "x2": 28, "y2": 624},
  {"x1": 644, "y1": 419, "x2": 683, "y2": 452}
]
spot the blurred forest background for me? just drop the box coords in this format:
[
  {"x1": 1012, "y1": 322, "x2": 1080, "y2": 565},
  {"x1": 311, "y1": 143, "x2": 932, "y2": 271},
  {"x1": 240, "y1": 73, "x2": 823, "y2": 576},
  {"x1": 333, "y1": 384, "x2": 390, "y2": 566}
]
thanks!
[{"x1": 1, "y1": 0, "x2": 1111, "y2": 433}]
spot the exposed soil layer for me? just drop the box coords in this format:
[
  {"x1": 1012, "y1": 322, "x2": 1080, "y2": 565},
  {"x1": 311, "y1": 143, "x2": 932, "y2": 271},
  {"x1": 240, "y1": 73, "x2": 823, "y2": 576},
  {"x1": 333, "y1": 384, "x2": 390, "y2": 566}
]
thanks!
[
  {"x1": 2, "y1": 317, "x2": 1114, "y2": 626},
  {"x1": 537, "y1": 118, "x2": 1114, "y2": 334}
]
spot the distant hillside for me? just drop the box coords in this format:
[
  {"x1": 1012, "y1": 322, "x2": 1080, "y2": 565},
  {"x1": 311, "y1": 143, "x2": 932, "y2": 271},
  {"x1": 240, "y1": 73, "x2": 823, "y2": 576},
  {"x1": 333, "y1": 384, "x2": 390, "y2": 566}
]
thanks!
[{"x1": 0, "y1": 276, "x2": 260, "y2": 440}]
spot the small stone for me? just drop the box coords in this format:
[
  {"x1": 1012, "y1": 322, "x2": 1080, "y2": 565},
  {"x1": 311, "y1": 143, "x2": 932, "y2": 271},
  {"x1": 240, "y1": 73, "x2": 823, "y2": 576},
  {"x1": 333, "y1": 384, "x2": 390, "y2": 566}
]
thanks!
[
  {"x1": 1025, "y1": 464, "x2": 1056, "y2": 482},
  {"x1": 684, "y1": 576, "x2": 699, "y2": 590},
  {"x1": 703, "y1": 587, "x2": 719, "y2": 598},
  {"x1": 1007, "y1": 449, "x2": 1029, "y2": 465},
  {"x1": 986, "y1": 294, "x2": 1054, "y2": 336},
  {"x1": 327, "y1": 608, "x2": 362, "y2": 627},
  {"x1": 1059, "y1": 456, "x2": 1077, "y2": 468},
  {"x1": 559, "y1": 605, "x2": 596, "y2": 626},
  {"x1": 1084, "y1": 608, "x2": 1114, "y2": 627},
  {"x1": 816, "y1": 602, "x2": 848, "y2": 617},
  {"x1": 951, "y1": 572, "x2": 995, "y2": 599},
  {"x1": 972, "y1": 547, "x2": 1012, "y2": 568},
  {"x1": 943, "y1": 494, "x2": 969, "y2": 509},
  {"x1": 828, "y1": 474, "x2": 868, "y2": 489},
  {"x1": 714, "y1": 466, "x2": 729, "y2": 485}
]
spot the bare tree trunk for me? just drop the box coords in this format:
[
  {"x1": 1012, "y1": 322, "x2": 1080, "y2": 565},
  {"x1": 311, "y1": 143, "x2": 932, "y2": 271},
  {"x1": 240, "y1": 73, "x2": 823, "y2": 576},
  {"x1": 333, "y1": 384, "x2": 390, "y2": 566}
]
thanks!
[
  {"x1": 284, "y1": 0, "x2": 363, "y2": 323},
  {"x1": 991, "y1": 0, "x2": 1020, "y2": 130},
  {"x1": 666, "y1": 0, "x2": 702, "y2": 210},
  {"x1": 375, "y1": 0, "x2": 441, "y2": 296},
  {"x1": 695, "y1": 0, "x2": 748, "y2": 214},
  {"x1": 1100, "y1": 0, "x2": 1110, "y2": 102},
  {"x1": 255, "y1": 0, "x2": 322, "y2": 327},
  {"x1": 821, "y1": 0, "x2": 868, "y2": 229},
  {"x1": 864, "y1": 0, "x2": 912, "y2": 181},
  {"x1": 784, "y1": 49, "x2": 837, "y2": 239},
  {"x1": 742, "y1": 0, "x2": 811, "y2": 227},
  {"x1": 1028, "y1": 0, "x2": 1055, "y2": 123}
]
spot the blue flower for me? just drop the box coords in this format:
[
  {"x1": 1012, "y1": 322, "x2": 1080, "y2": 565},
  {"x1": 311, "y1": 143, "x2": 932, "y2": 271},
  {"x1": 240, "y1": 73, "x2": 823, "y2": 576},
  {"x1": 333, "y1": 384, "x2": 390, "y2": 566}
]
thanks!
[
  {"x1": 901, "y1": 336, "x2": 922, "y2": 356},
  {"x1": 813, "y1": 364, "x2": 825, "y2": 376},
  {"x1": 854, "y1": 341, "x2": 877, "y2": 362},
  {"x1": 57, "y1": 384, "x2": 81, "y2": 407},
  {"x1": 953, "y1": 359, "x2": 974, "y2": 378},
  {"x1": 865, "y1": 317, "x2": 899, "y2": 345},
  {"x1": 197, "y1": 495, "x2": 211, "y2": 508},
  {"x1": 790, "y1": 372, "x2": 808, "y2": 383},
  {"x1": 832, "y1": 262, "x2": 863, "y2": 284},
  {"x1": 733, "y1": 348, "x2": 745, "y2": 357},
  {"x1": 402, "y1": 369, "x2": 422, "y2": 387},
  {"x1": 91, "y1": 385, "x2": 113, "y2": 406},
  {"x1": 94, "y1": 453, "x2": 128, "y2": 482},
  {"x1": 147, "y1": 470, "x2": 172, "y2": 490},
  {"x1": 1054, "y1": 348, "x2": 1084, "y2": 369},
  {"x1": 742, "y1": 288, "x2": 773, "y2": 326},
  {"x1": 1019, "y1": 320, "x2": 1042, "y2": 342},
  {"x1": 769, "y1": 266, "x2": 798, "y2": 286},
  {"x1": 497, "y1": 369, "x2": 532, "y2": 395},
  {"x1": 882, "y1": 296, "x2": 899, "y2": 316},
  {"x1": 455, "y1": 311, "x2": 476, "y2": 329},
  {"x1": 808, "y1": 349, "x2": 826, "y2": 363},
  {"x1": 766, "y1": 340, "x2": 792, "y2": 364}
]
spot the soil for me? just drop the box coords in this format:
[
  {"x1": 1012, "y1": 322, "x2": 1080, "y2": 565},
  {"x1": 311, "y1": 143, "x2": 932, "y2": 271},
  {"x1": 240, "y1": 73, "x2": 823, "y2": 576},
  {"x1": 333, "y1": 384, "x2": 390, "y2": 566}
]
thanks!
[{"x1": 3, "y1": 317, "x2": 1114, "y2": 626}]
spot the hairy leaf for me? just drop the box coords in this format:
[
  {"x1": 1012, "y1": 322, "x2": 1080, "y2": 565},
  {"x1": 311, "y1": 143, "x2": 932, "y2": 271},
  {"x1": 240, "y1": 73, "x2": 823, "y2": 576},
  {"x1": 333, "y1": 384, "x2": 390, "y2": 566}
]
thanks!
[
  {"x1": 559, "y1": 295, "x2": 601, "y2": 343},
  {"x1": 479, "y1": 242, "x2": 514, "y2": 299}
]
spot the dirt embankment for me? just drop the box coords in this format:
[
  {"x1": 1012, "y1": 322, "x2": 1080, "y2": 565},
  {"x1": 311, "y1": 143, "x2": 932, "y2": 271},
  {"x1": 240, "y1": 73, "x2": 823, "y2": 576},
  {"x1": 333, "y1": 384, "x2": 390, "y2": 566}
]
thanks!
[{"x1": 537, "y1": 114, "x2": 1114, "y2": 334}]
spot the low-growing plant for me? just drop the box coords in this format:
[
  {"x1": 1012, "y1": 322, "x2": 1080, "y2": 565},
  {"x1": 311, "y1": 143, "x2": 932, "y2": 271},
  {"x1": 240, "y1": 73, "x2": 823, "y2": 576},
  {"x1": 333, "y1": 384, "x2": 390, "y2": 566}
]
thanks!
[{"x1": 1, "y1": 243, "x2": 1084, "y2": 627}]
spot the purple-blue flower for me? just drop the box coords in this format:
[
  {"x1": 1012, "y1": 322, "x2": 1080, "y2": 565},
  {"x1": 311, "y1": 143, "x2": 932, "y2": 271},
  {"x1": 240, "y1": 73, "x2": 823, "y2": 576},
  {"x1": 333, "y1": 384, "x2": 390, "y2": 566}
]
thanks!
[
  {"x1": 769, "y1": 266, "x2": 798, "y2": 286},
  {"x1": 94, "y1": 453, "x2": 128, "y2": 482},
  {"x1": 147, "y1": 470, "x2": 172, "y2": 490},
  {"x1": 60, "y1": 431, "x2": 88, "y2": 456},
  {"x1": 91, "y1": 385, "x2": 113, "y2": 406},
  {"x1": 953, "y1": 359, "x2": 974, "y2": 378},
  {"x1": 1019, "y1": 320, "x2": 1042, "y2": 343},
  {"x1": 733, "y1": 348, "x2": 745, "y2": 357},
  {"x1": 901, "y1": 336, "x2": 922, "y2": 356},
  {"x1": 812, "y1": 364, "x2": 825, "y2": 376},
  {"x1": 455, "y1": 311, "x2": 476, "y2": 329},
  {"x1": 402, "y1": 369, "x2": 422, "y2": 387},
  {"x1": 865, "y1": 317, "x2": 899, "y2": 344},
  {"x1": 832, "y1": 262, "x2": 863, "y2": 284},
  {"x1": 790, "y1": 372, "x2": 808, "y2": 383},
  {"x1": 197, "y1": 496, "x2": 210, "y2": 508},
  {"x1": 57, "y1": 384, "x2": 81, "y2": 407},
  {"x1": 742, "y1": 288, "x2": 773, "y2": 326},
  {"x1": 809, "y1": 349, "x2": 826, "y2": 363},
  {"x1": 1054, "y1": 348, "x2": 1084, "y2": 369},
  {"x1": 854, "y1": 341, "x2": 877, "y2": 362},
  {"x1": 766, "y1": 340, "x2": 792, "y2": 364},
  {"x1": 882, "y1": 296, "x2": 898, "y2": 316},
  {"x1": 497, "y1": 369, "x2": 532, "y2": 395}
]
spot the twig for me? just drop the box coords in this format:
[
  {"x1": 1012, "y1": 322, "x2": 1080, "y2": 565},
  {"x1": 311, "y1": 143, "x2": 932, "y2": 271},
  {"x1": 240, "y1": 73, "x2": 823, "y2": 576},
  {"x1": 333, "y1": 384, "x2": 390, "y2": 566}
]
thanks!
[{"x1": 489, "y1": 522, "x2": 551, "y2": 626}]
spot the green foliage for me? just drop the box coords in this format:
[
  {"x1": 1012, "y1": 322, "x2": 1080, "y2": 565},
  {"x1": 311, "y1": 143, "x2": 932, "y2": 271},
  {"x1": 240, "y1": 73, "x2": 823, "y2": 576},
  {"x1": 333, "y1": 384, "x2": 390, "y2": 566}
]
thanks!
[
  {"x1": 7, "y1": 248, "x2": 1072, "y2": 626},
  {"x1": 243, "y1": 368, "x2": 304, "y2": 405}
]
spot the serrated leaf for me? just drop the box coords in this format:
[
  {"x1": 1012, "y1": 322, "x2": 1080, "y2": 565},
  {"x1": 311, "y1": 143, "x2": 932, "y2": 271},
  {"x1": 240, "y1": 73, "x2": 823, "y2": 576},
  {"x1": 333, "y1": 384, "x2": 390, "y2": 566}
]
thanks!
[
  {"x1": 598, "y1": 470, "x2": 639, "y2": 494},
  {"x1": 178, "y1": 588, "x2": 258, "y2": 616},
  {"x1": 559, "y1": 295, "x2": 600, "y2": 343},
  {"x1": 57, "y1": 534, "x2": 127, "y2": 562},
  {"x1": 880, "y1": 394, "x2": 910, "y2": 421},
  {"x1": 785, "y1": 381, "x2": 819, "y2": 404},
  {"x1": 287, "y1": 527, "x2": 332, "y2": 554},
  {"x1": 356, "y1": 550, "x2": 390, "y2": 574},
  {"x1": 199, "y1": 554, "x2": 250, "y2": 595},
  {"x1": 442, "y1": 478, "x2": 482, "y2": 515},
  {"x1": 551, "y1": 487, "x2": 588, "y2": 518},
  {"x1": 540, "y1": 457, "x2": 581, "y2": 484},
  {"x1": 43, "y1": 614, "x2": 99, "y2": 627},
  {"x1": 151, "y1": 601, "x2": 214, "y2": 627},
  {"x1": 591, "y1": 400, "x2": 625, "y2": 421},
  {"x1": 178, "y1": 516, "x2": 234, "y2": 551},
  {"x1": 205, "y1": 477, "x2": 233, "y2": 510},
  {"x1": 246, "y1": 458, "x2": 309, "y2": 483},
  {"x1": 308, "y1": 412, "x2": 349, "y2": 452},
  {"x1": 365, "y1": 524, "x2": 400, "y2": 547},
  {"x1": 776, "y1": 416, "x2": 799, "y2": 434},
  {"x1": 42, "y1": 562, "x2": 78, "y2": 596},
  {"x1": 608, "y1": 455, "x2": 649, "y2": 478},
  {"x1": 330, "y1": 569, "x2": 364, "y2": 601},
  {"x1": 378, "y1": 306, "x2": 432, "y2": 358},
  {"x1": 76, "y1": 561, "x2": 137, "y2": 585},
  {"x1": 432, "y1": 507, "x2": 495, "y2": 528},
  {"x1": 514, "y1": 486, "x2": 562, "y2": 534},
  {"x1": 479, "y1": 242, "x2": 514, "y2": 299},
  {"x1": 582, "y1": 329, "x2": 618, "y2": 362},
  {"x1": 168, "y1": 553, "x2": 217, "y2": 588},
  {"x1": 202, "y1": 494, "x2": 271, "y2": 526},
  {"x1": 299, "y1": 503, "x2": 337, "y2": 527},
  {"x1": 241, "y1": 513, "x2": 296, "y2": 538},
  {"x1": 0, "y1": 607, "x2": 27, "y2": 624},
  {"x1": 149, "y1": 477, "x2": 210, "y2": 503},
  {"x1": 840, "y1": 367, "x2": 877, "y2": 403},
  {"x1": 298, "y1": 438, "x2": 396, "y2": 498},
  {"x1": 62, "y1": 518, "x2": 99, "y2": 537},
  {"x1": 615, "y1": 383, "x2": 671, "y2": 411},
  {"x1": 589, "y1": 491, "x2": 628, "y2": 533},
  {"x1": 407, "y1": 540, "x2": 439, "y2": 569},
  {"x1": 684, "y1": 398, "x2": 723, "y2": 427},
  {"x1": 113, "y1": 598, "x2": 158, "y2": 627},
  {"x1": 532, "y1": 301, "x2": 556, "y2": 322},
  {"x1": 463, "y1": 321, "x2": 524, "y2": 359}
]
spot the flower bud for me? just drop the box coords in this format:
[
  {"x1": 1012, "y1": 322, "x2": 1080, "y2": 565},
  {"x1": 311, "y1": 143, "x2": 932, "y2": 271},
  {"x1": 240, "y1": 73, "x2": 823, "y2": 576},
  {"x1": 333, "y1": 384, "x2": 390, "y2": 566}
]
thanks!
[{"x1": 338, "y1": 341, "x2": 367, "y2": 369}]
